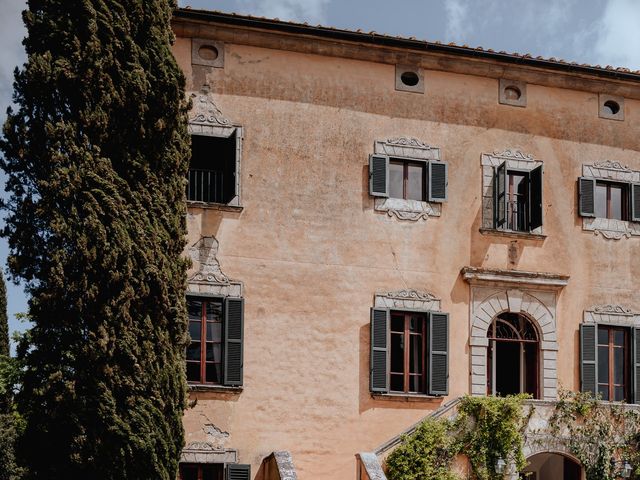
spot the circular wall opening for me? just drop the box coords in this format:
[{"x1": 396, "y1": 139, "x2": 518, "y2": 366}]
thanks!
[
  {"x1": 400, "y1": 71, "x2": 420, "y2": 87},
  {"x1": 504, "y1": 86, "x2": 522, "y2": 101},
  {"x1": 198, "y1": 45, "x2": 219, "y2": 61},
  {"x1": 603, "y1": 100, "x2": 620, "y2": 115}
]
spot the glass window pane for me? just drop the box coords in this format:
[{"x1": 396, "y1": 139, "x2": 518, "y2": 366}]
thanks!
[
  {"x1": 186, "y1": 362, "x2": 201, "y2": 383},
  {"x1": 207, "y1": 343, "x2": 222, "y2": 363},
  {"x1": 614, "y1": 347, "x2": 624, "y2": 385},
  {"x1": 206, "y1": 323, "x2": 222, "y2": 342},
  {"x1": 409, "y1": 375, "x2": 423, "y2": 393},
  {"x1": 187, "y1": 342, "x2": 201, "y2": 361},
  {"x1": 390, "y1": 333, "x2": 404, "y2": 373},
  {"x1": 595, "y1": 183, "x2": 607, "y2": 218},
  {"x1": 188, "y1": 300, "x2": 202, "y2": 321},
  {"x1": 407, "y1": 164, "x2": 424, "y2": 201},
  {"x1": 205, "y1": 363, "x2": 222, "y2": 384},
  {"x1": 598, "y1": 346, "x2": 609, "y2": 383},
  {"x1": 189, "y1": 321, "x2": 201, "y2": 341},
  {"x1": 409, "y1": 335, "x2": 422, "y2": 374},
  {"x1": 409, "y1": 316, "x2": 422, "y2": 332},
  {"x1": 391, "y1": 316, "x2": 404, "y2": 332},
  {"x1": 614, "y1": 330, "x2": 625, "y2": 347},
  {"x1": 389, "y1": 162, "x2": 404, "y2": 199},
  {"x1": 610, "y1": 185, "x2": 623, "y2": 220},
  {"x1": 390, "y1": 374, "x2": 404, "y2": 392},
  {"x1": 614, "y1": 386, "x2": 625, "y2": 402},
  {"x1": 598, "y1": 385, "x2": 609, "y2": 401},
  {"x1": 206, "y1": 300, "x2": 222, "y2": 322},
  {"x1": 598, "y1": 327, "x2": 609, "y2": 345}
]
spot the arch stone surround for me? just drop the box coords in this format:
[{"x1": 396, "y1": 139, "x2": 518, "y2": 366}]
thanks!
[{"x1": 462, "y1": 267, "x2": 569, "y2": 401}]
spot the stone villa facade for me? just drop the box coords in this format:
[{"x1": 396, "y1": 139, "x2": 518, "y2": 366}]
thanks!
[{"x1": 171, "y1": 7, "x2": 640, "y2": 480}]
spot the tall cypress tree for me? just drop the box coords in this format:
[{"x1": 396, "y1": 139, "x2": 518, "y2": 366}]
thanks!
[{"x1": 0, "y1": 1, "x2": 190, "y2": 478}]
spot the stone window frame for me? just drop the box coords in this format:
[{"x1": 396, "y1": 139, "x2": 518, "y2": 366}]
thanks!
[
  {"x1": 480, "y1": 149, "x2": 545, "y2": 238},
  {"x1": 580, "y1": 161, "x2": 640, "y2": 240},
  {"x1": 395, "y1": 65, "x2": 425, "y2": 94},
  {"x1": 191, "y1": 39, "x2": 225, "y2": 68},
  {"x1": 462, "y1": 267, "x2": 569, "y2": 401},
  {"x1": 187, "y1": 86, "x2": 243, "y2": 210},
  {"x1": 499, "y1": 79, "x2": 527, "y2": 108},
  {"x1": 372, "y1": 137, "x2": 443, "y2": 222},
  {"x1": 598, "y1": 93, "x2": 624, "y2": 121}
]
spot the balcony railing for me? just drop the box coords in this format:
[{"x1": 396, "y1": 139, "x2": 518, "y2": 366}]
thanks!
[{"x1": 187, "y1": 169, "x2": 223, "y2": 203}]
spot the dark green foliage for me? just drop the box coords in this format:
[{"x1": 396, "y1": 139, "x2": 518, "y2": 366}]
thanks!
[
  {"x1": 0, "y1": 272, "x2": 7, "y2": 359},
  {"x1": 386, "y1": 417, "x2": 458, "y2": 480},
  {"x1": 0, "y1": 0, "x2": 191, "y2": 478}
]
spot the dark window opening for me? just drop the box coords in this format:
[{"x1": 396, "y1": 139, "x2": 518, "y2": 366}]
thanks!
[
  {"x1": 389, "y1": 159, "x2": 426, "y2": 201},
  {"x1": 597, "y1": 325, "x2": 629, "y2": 402},
  {"x1": 179, "y1": 463, "x2": 224, "y2": 480},
  {"x1": 390, "y1": 311, "x2": 427, "y2": 394},
  {"x1": 400, "y1": 71, "x2": 420, "y2": 87},
  {"x1": 187, "y1": 134, "x2": 236, "y2": 204},
  {"x1": 506, "y1": 171, "x2": 529, "y2": 231},
  {"x1": 487, "y1": 312, "x2": 539, "y2": 398},
  {"x1": 595, "y1": 181, "x2": 628, "y2": 220},
  {"x1": 186, "y1": 298, "x2": 223, "y2": 384},
  {"x1": 603, "y1": 100, "x2": 620, "y2": 115}
]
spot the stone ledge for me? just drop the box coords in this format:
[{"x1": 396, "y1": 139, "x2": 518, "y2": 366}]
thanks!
[
  {"x1": 188, "y1": 384, "x2": 243, "y2": 394},
  {"x1": 187, "y1": 201, "x2": 244, "y2": 212},
  {"x1": 371, "y1": 393, "x2": 444, "y2": 402},
  {"x1": 479, "y1": 228, "x2": 546, "y2": 241},
  {"x1": 461, "y1": 266, "x2": 569, "y2": 289}
]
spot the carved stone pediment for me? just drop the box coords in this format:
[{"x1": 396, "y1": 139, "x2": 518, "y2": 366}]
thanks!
[
  {"x1": 184, "y1": 442, "x2": 218, "y2": 452},
  {"x1": 383, "y1": 289, "x2": 437, "y2": 301},
  {"x1": 188, "y1": 85, "x2": 232, "y2": 127},
  {"x1": 588, "y1": 304, "x2": 634, "y2": 315},
  {"x1": 491, "y1": 149, "x2": 535, "y2": 161},
  {"x1": 188, "y1": 236, "x2": 230, "y2": 285},
  {"x1": 592, "y1": 160, "x2": 631, "y2": 172},
  {"x1": 374, "y1": 289, "x2": 441, "y2": 311}
]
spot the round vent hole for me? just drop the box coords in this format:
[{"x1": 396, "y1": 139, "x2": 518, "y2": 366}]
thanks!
[
  {"x1": 400, "y1": 71, "x2": 420, "y2": 87},
  {"x1": 504, "y1": 86, "x2": 521, "y2": 101},
  {"x1": 603, "y1": 100, "x2": 620, "y2": 115},
  {"x1": 198, "y1": 45, "x2": 219, "y2": 61}
]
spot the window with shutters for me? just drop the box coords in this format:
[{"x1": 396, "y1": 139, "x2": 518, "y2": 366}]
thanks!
[
  {"x1": 370, "y1": 307, "x2": 449, "y2": 396},
  {"x1": 581, "y1": 315, "x2": 640, "y2": 404},
  {"x1": 578, "y1": 162, "x2": 640, "y2": 239},
  {"x1": 368, "y1": 138, "x2": 446, "y2": 222},
  {"x1": 481, "y1": 151, "x2": 544, "y2": 237},
  {"x1": 186, "y1": 296, "x2": 244, "y2": 388}
]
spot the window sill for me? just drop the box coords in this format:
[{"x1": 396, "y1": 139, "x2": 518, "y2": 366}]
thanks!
[
  {"x1": 186, "y1": 201, "x2": 243, "y2": 212},
  {"x1": 371, "y1": 392, "x2": 443, "y2": 402},
  {"x1": 479, "y1": 228, "x2": 546, "y2": 240},
  {"x1": 188, "y1": 383, "x2": 243, "y2": 393},
  {"x1": 582, "y1": 216, "x2": 640, "y2": 240},
  {"x1": 374, "y1": 197, "x2": 441, "y2": 222}
]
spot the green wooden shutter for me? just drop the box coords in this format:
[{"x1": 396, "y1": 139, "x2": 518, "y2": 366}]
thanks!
[
  {"x1": 631, "y1": 184, "x2": 640, "y2": 222},
  {"x1": 529, "y1": 164, "x2": 543, "y2": 230},
  {"x1": 578, "y1": 177, "x2": 596, "y2": 217},
  {"x1": 428, "y1": 312, "x2": 449, "y2": 396},
  {"x1": 223, "y1": 297, "x2": 244, "y2": 386},
  {"x1": 370, "y1": 308, "x2": 389, "y2": 393},
  {"x1": 494, "y1": 162, "x2": 507, "y2": 228},
  {"x1": 428, "y1": 161, "x2": 448, "y2": 202},
  {"x1": 226, "y1": 464, "x2": 251, "y2": 480},
  {"x1": 580, "y1": 324, "x2": 597, "y2": 395},
  {"x1": 634, "y1": 328, "x2": 640, "y2": 404},
  {"x1": 369, "y1": 154, "x2": 389, "y2": 197}
]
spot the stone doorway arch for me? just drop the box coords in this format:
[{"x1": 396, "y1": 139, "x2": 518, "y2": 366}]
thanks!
[{"x1": 521, "y1": 452, "x2": 583, "y2": 480}]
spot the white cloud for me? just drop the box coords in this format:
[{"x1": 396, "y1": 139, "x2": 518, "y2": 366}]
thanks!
[
  {"x1": 594, "y1": 0, "x2": 640, "y2": 69},
  {"x1": 0, "y1": 0, "x2": 26, "y2": 114},
  {"x1": 238, "y1": 0, "x2": 330, "y2": 24},
  {"x1": 444, "y1": 0, "x2": 470, "y2": 42}
]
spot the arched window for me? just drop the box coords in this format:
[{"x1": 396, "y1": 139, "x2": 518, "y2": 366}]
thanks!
[{"x1": 487, "y1": 312, "x2": 539, "y2": 398}]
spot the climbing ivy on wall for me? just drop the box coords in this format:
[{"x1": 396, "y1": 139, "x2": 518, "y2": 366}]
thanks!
[
  {"x1": 548, "y1": 390, "x2": 640, "y2": 480},
  {"x1": 386, "y1": 395, "x2": 531, "y2": 480}
]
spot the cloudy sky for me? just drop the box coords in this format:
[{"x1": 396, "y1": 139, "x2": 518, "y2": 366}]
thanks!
[{"x1": 1, "y1": 0, "x2": 640, "y2": 344}]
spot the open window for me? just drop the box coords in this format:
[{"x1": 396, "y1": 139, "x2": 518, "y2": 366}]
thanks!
[
  {"x1": 581, "y1": 324, "x2": 640, "y2": 403},
  {"x1": 187, "y1": 133, "x2": 239, "y2": 205},
  {"x1": 487, "y1": 313, "x2": 539, "y2": 398},
  {"x1": 186, "y1": 296, "x2": 244, "y2": 387},
  {"x1": 179, "y1": 463, "x2": 250, "y2": 480},
  {"x1": 369, "y1": 154, "x2": 447, "y2": 203},
  {"x1": 494, "y1": 163, "x2": 543, "y2": 232},
  {"x1": 370, "y1": 308, "x2": 449, "y2": 396}
]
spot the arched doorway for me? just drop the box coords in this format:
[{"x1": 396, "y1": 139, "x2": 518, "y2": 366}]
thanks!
[
  {"x1": 487, "y1": 312, "x2": 539, "y2": 398},
  {"x1": 521, "y1": 453, "x2": 582, "y2": 480}
]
